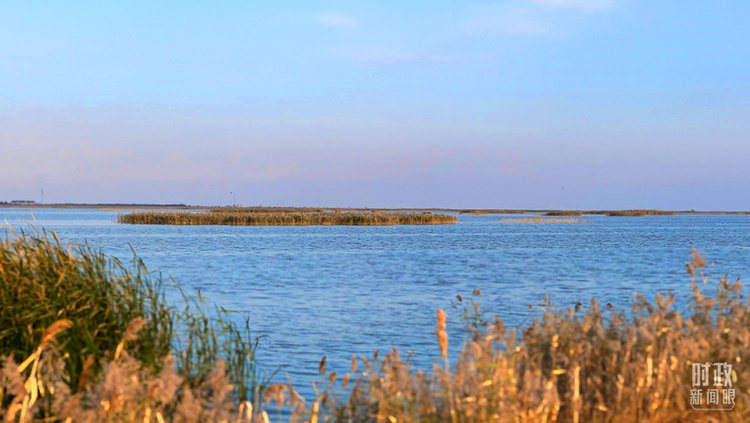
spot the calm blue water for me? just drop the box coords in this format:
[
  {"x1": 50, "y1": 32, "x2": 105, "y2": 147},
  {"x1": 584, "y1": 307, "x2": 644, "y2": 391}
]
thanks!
[{"x1": 2, "y1": 208, "x2": 750, "y2": 396}]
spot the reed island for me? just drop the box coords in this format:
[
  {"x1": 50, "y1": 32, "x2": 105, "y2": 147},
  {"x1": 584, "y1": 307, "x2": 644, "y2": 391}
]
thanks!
[{"x1": 117, "y1": 209, "x2": 459, "y2": 226}]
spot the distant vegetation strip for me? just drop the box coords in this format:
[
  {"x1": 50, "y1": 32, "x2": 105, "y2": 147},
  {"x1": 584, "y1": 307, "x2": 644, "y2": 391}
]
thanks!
[
  {"x1": 499, "y1": 214, "x2": 587, "y2": 223},
  {"x1": 544, "y1": 209, "x2": 674, "y2": 217},
  {"x1": 459, "y1": 209, "x2": 526, "y2": 215},
  {"x1": 0, "y1": 203, "x2": 195, "y2": 208},
  {"x1": 117, "y1": 210, "x2": 459, "y2": 226},
  {"x1": 600, "y1": 209, "x2": 676, "y2": 216},
  {"x1": 544, "y1": 210, "x2": 584, "y2": 216}
]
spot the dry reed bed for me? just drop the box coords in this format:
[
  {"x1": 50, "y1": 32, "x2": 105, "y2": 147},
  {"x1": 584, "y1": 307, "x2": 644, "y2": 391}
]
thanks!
[
  {"x1": 459, "y1": 210, "x2": 526, "y2": 215},
  {"x1": 542, "y1": 210, "x2": 673, "y2": 217},
  {"x1": 3, "y1": 230, "x2": 750, "y2": 422},
  {"x1": 313, "y1": 251, "x2": 750, "y2": 422},
  {"x1": 601, "y1": 209, "x2": 676, "y2": 217},
  {"x1": 545, "y1": 211, "x2": 584, "y2": 216},
  {"x1": 118, "y1": 211, "x2": 458, "y2": 226},
  {"x1": 499, "y1": 214, "x2": 587, "y2": 223},
  {"x1": 207, "y1": 207, "x2": 328, "y2": 214}
]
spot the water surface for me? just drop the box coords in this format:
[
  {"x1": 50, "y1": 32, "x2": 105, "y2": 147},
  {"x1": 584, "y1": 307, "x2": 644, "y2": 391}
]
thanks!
[{"x1": 3, "y1": 208, "x2": 749, "y2": 395}]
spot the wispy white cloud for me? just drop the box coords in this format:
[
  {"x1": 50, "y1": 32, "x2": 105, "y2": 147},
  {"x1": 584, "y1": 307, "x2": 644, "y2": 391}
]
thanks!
[
  {"x1": 532, "y1": 0, "x2": 616, "y2": 13},
  {"x1": 317, "y1": 13, "x2": 356, "y2": 28}
]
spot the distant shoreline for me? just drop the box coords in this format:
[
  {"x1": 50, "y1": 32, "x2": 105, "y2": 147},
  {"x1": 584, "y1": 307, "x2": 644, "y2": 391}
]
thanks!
[
  {"x1": 2, "y1": 204, "x2": 750, "y2": 215},
  {"x1": 0, "y1": 203, "x2": 201, "y2": 210}
]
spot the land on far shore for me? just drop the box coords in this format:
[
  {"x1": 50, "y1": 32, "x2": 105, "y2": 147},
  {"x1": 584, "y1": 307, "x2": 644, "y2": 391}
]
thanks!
[
  {"x1": 0, "y1": 203, "x2": 201, "y2": 210},
  {"x1": 2, "y1": 203, "x2": 750, "y2": 215}
]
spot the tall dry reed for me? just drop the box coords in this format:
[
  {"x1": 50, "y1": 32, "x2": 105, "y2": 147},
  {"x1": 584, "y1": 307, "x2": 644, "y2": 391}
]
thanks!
[{"x1": 316, "y1": 252, "x2": 749, "y2": 422}]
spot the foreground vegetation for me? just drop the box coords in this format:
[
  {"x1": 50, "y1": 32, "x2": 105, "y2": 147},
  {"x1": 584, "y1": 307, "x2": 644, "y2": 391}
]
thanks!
[
  {"x1": 0, "y1": 228, "x2": 263, "y2": 422},
  {"x1": 314, "y1": 251, "x2": 750, "y2": 422},
  {"x1": 117, "y1": 210, "x2": 458, "y2": 226},
  {"x1": 2, "y1": 229, "x2": 749, "y2": 421}
]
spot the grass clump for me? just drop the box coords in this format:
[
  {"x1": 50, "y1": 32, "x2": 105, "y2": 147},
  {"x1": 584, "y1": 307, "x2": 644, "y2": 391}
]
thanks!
[
  {"x1": 545, "y1": 210, "x2": 584, "y2": 216},
  {"x1": 0, "y1": 227, "x2": 266, "y2": 422},
  {"x1": 118, "y1": 211, "x2": 458, "y2": 226},
  {"x1": 0, "y1": 227, "x2": 172, "y2": 388},
  {"x1": 499, "y1": 214, "x2": 587, "y2": 223}
]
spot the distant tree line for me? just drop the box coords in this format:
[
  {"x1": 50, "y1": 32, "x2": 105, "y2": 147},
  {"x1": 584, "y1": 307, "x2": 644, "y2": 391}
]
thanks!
[{"x1": 53, "y1": 203, "x2": 190, "y2": 207}]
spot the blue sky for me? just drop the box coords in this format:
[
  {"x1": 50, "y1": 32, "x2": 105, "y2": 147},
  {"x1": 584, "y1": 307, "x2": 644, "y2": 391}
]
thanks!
[{"x1": 1, "y1": 1, "x2": 749, "y2": 208}]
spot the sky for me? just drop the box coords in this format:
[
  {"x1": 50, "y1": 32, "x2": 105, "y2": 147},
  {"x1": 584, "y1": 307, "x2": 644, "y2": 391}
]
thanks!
[{"x1": 1, "y1": 1, "x2": 749, "y2": 209}]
